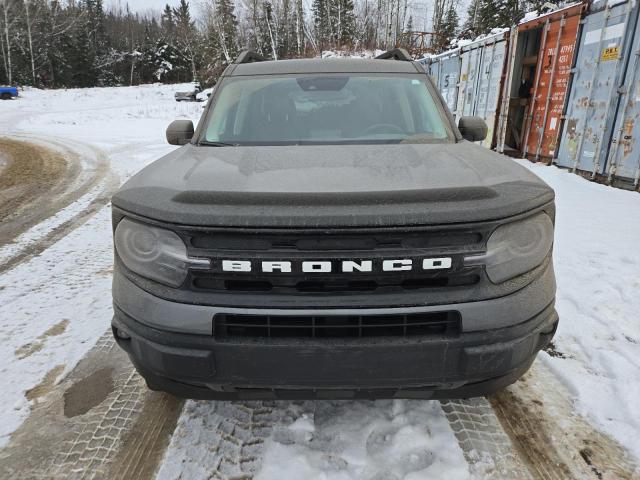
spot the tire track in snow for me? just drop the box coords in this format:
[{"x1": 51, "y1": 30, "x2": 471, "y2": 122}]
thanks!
[
  {"x1": 0, "y1": 138, "x2": 75, "y2": 243},
  {"x1": 0, "y1": 333, "x2": 183, "y2": 480},
  {"x1": 0, "y1": 135, "x2": 119, "y2": 274},
  {"x1": 489, "y1": 361, "x2": 640, "y2": 479},
  {"x1": 442, "y1": 359, "x2": 640, "y2": 479},
  {"x1": 440, "y1": 398, "x2": 533, "y2": 479}
]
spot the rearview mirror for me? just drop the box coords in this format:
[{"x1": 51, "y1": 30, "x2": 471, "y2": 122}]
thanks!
[
  {"x1": 166, "y1": 120, "x2": 194, "y2": 145},
  {"x1": 458, "y1": 116, "x2": 488, "y2": 142}
]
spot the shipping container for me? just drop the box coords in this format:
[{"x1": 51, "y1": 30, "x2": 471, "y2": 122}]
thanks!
[
  {"x1": 496, "y1": 3, "x2": 584, "y2": 161},
  {"x1": 556, "y1": 0, "x2": 640, "y2": 188},
  {"x1": 417, "y1": 56, "x2": 431, "y2": 73},
  {"x1": 421, "y1": 49, "x2": 461, "y2": 117},
  {"x1": 456, "y1": 31, "x2": 510, "y2": 148}
]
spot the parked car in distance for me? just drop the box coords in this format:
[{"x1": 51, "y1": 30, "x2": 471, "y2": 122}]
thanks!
[
  {"x1": 174, "y1": 82, "x2": 201, "y2": 102},
  {"x1": 112, "y1": 49, "x2": 558, "y2": 401},
  {"x1": 0, "y1": 86, "x2": 18, "y2": 100}
]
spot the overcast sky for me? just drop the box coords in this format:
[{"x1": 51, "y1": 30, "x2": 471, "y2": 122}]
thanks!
[{"x1": 107, "y1": 0, "x2": 169, "y2": 14}]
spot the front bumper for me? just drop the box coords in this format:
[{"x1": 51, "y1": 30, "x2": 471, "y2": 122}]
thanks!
[{"x1": 112, "y1": 265, "x2": 558, "y2": 399}]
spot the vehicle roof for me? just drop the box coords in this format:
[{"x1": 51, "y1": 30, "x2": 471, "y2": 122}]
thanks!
[{"x1": 228, "y1": 58, "x2": 421, "y2": 76}]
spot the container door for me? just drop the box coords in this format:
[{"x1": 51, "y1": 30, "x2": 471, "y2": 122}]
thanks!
[
  {"x1": 456, "y1": 50, "x2": 470, "y2": 118},
  {"x1": 465, "y1": 47, "x2": 483, "y2": 116},
  {"x1": 556, "y1": 1, "x2": 632, "y2": 173},
  {"x1": 440, "y1": 55, "x2": 461, "y2": 118},
  {"x1": 428, "y1": 59, "x2": 440, "y2": 85},
  {"x1": 418, "y1": 57, "x2": 430, "y2": 75},
  {"x1": 457, "y1": 48, "x2": 481, "y2": 118},
  {"x1": 475, "y1": 39, "x2": 507, "y2": 148},
  {"x1": 524, "y1": 10, "x2": 581, "y2": 160},
  {"x1": 605, "y1": 8, "x2": 640, "y2": 185},
  {"x1": 496, "y1": 28, "x2": 518, "y2": 154}
]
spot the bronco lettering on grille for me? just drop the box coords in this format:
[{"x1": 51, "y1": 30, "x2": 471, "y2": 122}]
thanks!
[{"x1": 220, "y1": 258, "x2": 452, "y2": 273}]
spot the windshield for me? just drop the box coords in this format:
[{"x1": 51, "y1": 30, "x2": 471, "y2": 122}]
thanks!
[{"x1": 202, "y1": 74, "x2": 453, "y2": 145}]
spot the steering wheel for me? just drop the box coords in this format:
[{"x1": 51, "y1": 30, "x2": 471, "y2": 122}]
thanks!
[{"x1": 361, "y1": 123, "x2": 405, "y2": 136}]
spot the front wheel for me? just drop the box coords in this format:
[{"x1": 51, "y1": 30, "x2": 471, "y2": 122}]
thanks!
[{"x1": 1, "y1": 93, "x2": 12, "y2": 100}]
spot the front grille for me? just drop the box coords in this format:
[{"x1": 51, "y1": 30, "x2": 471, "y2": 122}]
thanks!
[
  {"x1": 214, "y1": 312, "x2": 461, "y2": 338},
  {"x1": 180, "y1": 225, "x2": 489, "y2": 296},
  {"x1": 192, "y1": 274, "x2": 480, "y2": 293},
  {"x1": 189, "y1": 230, "x2": 482, "y2": 251}
]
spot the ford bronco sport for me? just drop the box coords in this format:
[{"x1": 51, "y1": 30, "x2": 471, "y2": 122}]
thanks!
[{"x1": 111, "y1": 49, "x2": 558, "y2": 400}]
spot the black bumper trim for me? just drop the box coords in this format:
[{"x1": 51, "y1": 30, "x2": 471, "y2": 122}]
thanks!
[{"x1": 112, "y1": 303, "x2": 558, "y2": 400}]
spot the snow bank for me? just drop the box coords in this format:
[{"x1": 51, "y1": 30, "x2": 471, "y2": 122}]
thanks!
[{"x1": 518, "y1": 160, "x2": 640, "y2": 459}]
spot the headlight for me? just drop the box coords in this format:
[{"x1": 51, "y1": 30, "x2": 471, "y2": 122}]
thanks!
[
  {"x1": 114, "y1": 218, "x2": 209, "y2": 287},
  {"x1": 465, "y1": 213, "x2": 554, "y2": 284}
]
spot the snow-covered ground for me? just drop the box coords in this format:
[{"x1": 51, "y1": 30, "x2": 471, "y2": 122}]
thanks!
[
  {"x1": 522, "y1": 161, "x2": 640, "y2": 457},
  {"x1": 0, "y1": 85, "x2": 202, "y2": 446},
  {"x1": 1, "y1": 84, "x2": 639, "y2": 476}
]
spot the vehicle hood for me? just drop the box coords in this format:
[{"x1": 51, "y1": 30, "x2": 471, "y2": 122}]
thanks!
[{"x1": 112, "y1": 143, "x2": 554, "y2": 228}]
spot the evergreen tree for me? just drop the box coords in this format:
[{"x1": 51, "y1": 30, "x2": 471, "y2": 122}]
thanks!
[
  {"x1": 338, "y1": 0, "x2": 356, "y2": 47},
  {"x1": 87, "y1": 0, "x2": 107, "y2": 54},
  {"x1": 463, "y1": 0, "x2": 527, "y2": 39},
  {"x1": 405, "y1": 15, "x2": 413, "y2": 35},
  {"x1": 312, "y1": 0, "x2": 329, "y2": 51},
  {"x1": 200, "y1": 0, "x2": 238, "y2": 83},
  {"x1": 161, "y1": 4, "x2": 175, "y2": 36},
  {"x1": 462, "y1": 0, "x2": 482, "y2": 38},
  {"x1": 87, "y1": 0, "x2": 110, "y2": 84},
  {"x1": 436, "y1": 4, "x2": 458, "y2": 51},
  {"x1": 313, "y1": 0, "x2": 356, "y2": 51},
  {"x1": 216, "y1": 0, "x2": 239, "y2": 61},
  {"x1": 493, "y1": 0, "x2": 525, "y2": 30},
  {"x1": 69, "y1": 21, "x2": 95, "y2": 87},
  {"x1": 173, "y1": 0, "x2": 199, "y2": 79}
]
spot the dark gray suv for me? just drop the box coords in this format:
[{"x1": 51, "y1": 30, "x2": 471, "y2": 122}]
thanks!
[{"x1": 111, "y1": 49, "x2": 557, "y2": 400}]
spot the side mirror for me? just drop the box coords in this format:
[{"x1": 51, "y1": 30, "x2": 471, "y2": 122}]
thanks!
[
  {"x1": 458, "y1": 116, "x2": 488, "y2": 142},
  {"x1": 166, "y1": 120, "x2": 194, "y2": 145}
]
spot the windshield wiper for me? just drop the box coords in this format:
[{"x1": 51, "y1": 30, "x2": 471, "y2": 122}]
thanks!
[{"x1": 199, "y1": 140, "x2": 238, "y2": 147}]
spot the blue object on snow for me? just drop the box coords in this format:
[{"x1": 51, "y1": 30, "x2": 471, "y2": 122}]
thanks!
[{"x1": 0, "y1": 86, "x2": 18, "y2": 99}]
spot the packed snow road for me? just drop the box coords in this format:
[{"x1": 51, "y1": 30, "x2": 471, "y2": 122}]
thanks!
[
  {"x1": 0, "y1": 138, "x2": 71, "y2": 245},
  {"x1": 0, "y1": 86, "x2": 639, "y2": 479}
]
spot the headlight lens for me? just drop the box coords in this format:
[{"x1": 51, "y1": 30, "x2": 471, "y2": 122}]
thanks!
[
  {"x1": 466, "y1": 213, "x2": 554, "y2": 284},
  {"x1": 114, "y1": 218, "x2": 209, "y2": 287}
]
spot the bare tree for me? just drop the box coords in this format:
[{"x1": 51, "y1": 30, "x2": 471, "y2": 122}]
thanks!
[
  {"x1": 0, "y1": 0, "x2": 15, "y2": 83},
  {"x1": 23, "y1": 0, "x2": 38, "y2": 84}
]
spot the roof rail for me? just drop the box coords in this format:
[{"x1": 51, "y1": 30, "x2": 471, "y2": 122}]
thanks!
[
  {"x1": 234, "y1": 50, "x2": 267, "y2": 64},
  {"x1": 375, "y1": 48, "x2": 413, "y2": 61}
]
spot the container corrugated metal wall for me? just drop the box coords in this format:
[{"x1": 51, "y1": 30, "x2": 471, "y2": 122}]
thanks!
[
  {"x1": 606, "y1": 17, "x2": 640, "y2": 187},
  {"x1": 456, "y1": 31, "x2": 510, "y2": 148},
  {"x1": 556, "y1": 0, "x2": 638, "y2": 180},
  {"x1": 422, "y1": 50, "x2": 461, "y2": 117},
  {"x1": 556, "y1": 0, "x2": 640, "y2": 188}
]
